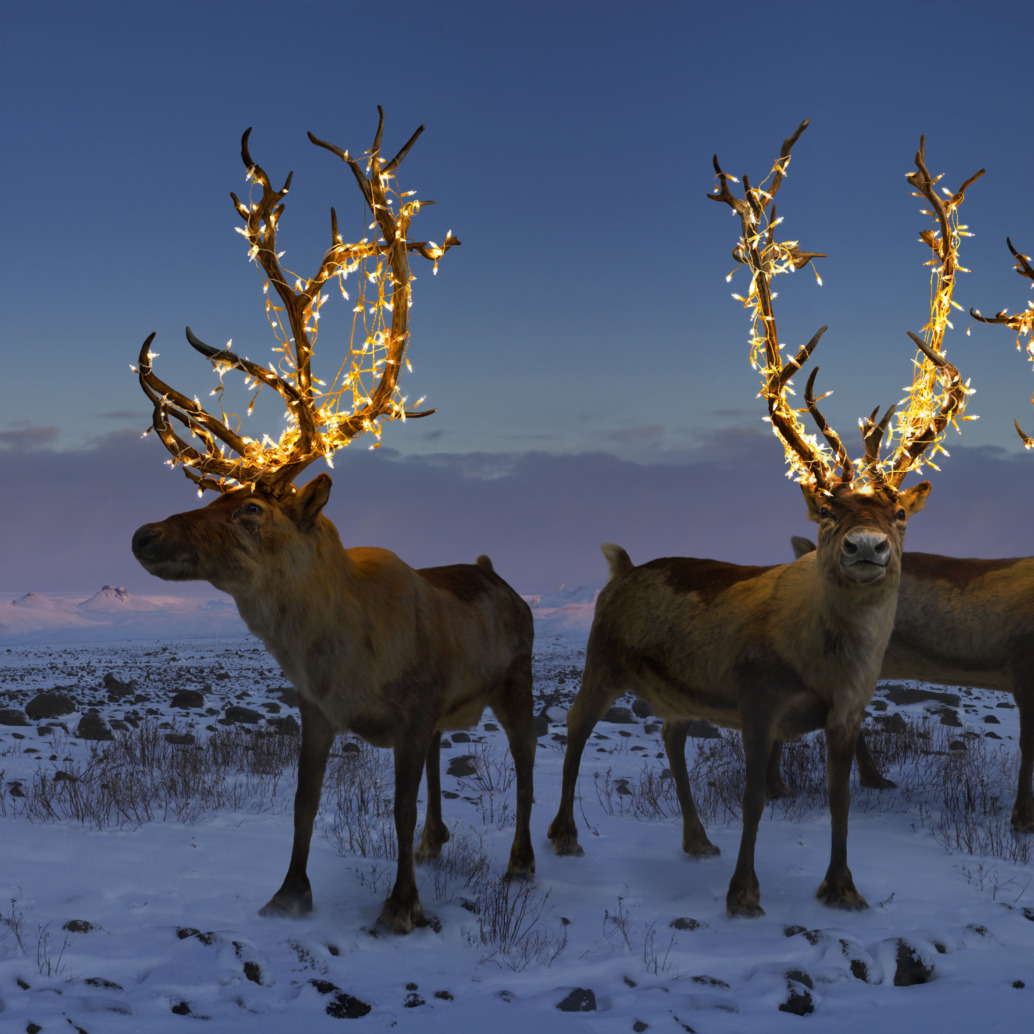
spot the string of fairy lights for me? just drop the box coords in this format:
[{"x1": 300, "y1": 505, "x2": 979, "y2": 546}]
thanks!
[
  {"x1": 970, "y1": 238, "x2": 1034, "y2": 447},
  {"x1": 136, "y1": 112, "x2": 457, "y2": 495},
  {"x1": 713, "y1": 123, "x2": 980, "y2": 492}
]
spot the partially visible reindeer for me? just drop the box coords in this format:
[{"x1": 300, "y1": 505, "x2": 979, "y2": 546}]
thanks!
[
  {"x1": 131, "y1": 111, "x2": 535, "y2": 933},
  {"x1": 771, "y1": 237, "x2": 1034, "y2": 831},
  {"x1": 548, "y1": 124, "x2": 976, "y2": 917}
]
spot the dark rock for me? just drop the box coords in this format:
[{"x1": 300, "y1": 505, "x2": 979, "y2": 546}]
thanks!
[
  {"x1": 452, "y1": 731, "x2": 471, "y2": 743},
  {"x1": 223, "y1": 706, "x2": 263, "y2": 725},
  {"x1": 779, "y1": 986, "x2": 814, "y2": 1015},
  {"x1": 268, "y1": 715, "x2": 300, "y2": 736},
  {"x1": 691, "y1": 975, "x2": 730, "y2": 989},
  {"x1": 894, "y1": 940, "x2": 934, "y2": 986},
  {"x1": 63, "y1": 919, "x2": 98, "y2": 933},
  {"x1": 634, "y1": 1022, "x2": 649, "y2": 1033},
  {"x1": 532, "y1": 714, "x2": 550, "y2": 737},
  {"x1": 25, "y1": 691, "x2": 77, "y2": 720},
  {"x1": 171, "y1": 690, "x2": 205, "y2": 709},
  {"x1": 85, "y1": 976, "x2": 123, "y2": 990},
  {"x1": 274, "y1": 686, "x2": 298, "y2": 707},
  {"x1": 326, "y1": 992, "x2": 372, "y2": 1018},
  {"x1": 632, "y1": 698, "x2": 653, "y2": 718},
  {"x1": 601, "y1": 706, "x2": 636, "y2": 724},
  {"x1": 0, "y1": 708, "x2": 29, "y2": 727},
  {"x1": 876, "y1": 712, "x2": 909, "y2": 734},
  {"x1": 779, "y1": 970, "x2": 815, "y2": 1015},
  {"x1": 670, "y1": 917, "x2": 708, "y2": 931},
  {"x1": 933, "y1": 706, "x2": 962, "y2": 728},
  {"x1": 76, "y1": 711, "x2": 113, "y2": 741},
  {"x1": 103, "y1": 673, "x2": 137, "y2": 700},
  {"x1": 557, "y1": 987, "x2": 596, "y2": 1012},
  {"x1": 165, "y1": 733, "x2": 196, "y2": 746},
  {"x1": 447, "y1": 755, "x2": 478, "y2": 778}
]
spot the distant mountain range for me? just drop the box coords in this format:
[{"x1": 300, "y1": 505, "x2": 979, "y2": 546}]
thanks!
[{"x1": 1, "y1": 581, "x2": 599, "y2": 643}]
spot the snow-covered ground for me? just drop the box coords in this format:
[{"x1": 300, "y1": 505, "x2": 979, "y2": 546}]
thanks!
[{"x1": 1, "y1": 595, "x2": 1033, "y2": 1032}]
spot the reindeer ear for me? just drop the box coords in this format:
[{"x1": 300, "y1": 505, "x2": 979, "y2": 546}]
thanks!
[
  {"x1": 799, "y1": 483, "x2": 826, "y2": 523},
  {"x1": 897, "y1": 480, "x2": 931, "y2": 517},
  {"x1": 294, "y1": 473, "x2": 332, "y2": 527}
]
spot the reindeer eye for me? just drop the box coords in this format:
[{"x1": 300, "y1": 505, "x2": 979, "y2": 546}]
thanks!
[
  {"x1": 236, "y1": 502, "x2": 263, "y2": 519},
  {"x1": 895, "y1": 508, "x2": 907, "y2": 521},
  {"x1": 820, "y1": 507, "x2": 834, "y2": 520}
]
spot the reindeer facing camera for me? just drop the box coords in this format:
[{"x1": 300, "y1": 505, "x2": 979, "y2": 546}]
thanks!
[{"x1": 549, "y1": 123, "x2": 977, "y2": 917}]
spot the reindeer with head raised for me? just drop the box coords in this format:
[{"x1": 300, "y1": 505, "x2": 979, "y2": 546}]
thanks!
[
  {"x1": 131, "y1": 110, "x2": 536, "y2": 933},
  {"x1": 547, "y1": 122, "x2": 973, "y2": 917},
  {"x1": 782, "y1": 236, "x2": 1034, "y2": 829}
]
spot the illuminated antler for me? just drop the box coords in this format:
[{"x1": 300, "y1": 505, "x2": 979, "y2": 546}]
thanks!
[
  {"x1": 708, "y1": 124, "x2": 979, "y2": 492},
  {"x1": 708, "y1": 120, "x2": 873, "y2": 493},
  {"x1": 970, "y1": 237, "x2": 1034, "y2": 447},
  {"x1": 137, "y1": 107, "x2": 459, "y2": 495},
  {"x1": 880, "y1": 138, "x2": 983, "y2": 486}
]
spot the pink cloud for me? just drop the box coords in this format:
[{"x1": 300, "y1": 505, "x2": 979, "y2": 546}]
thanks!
[{"x1": 0, "y1": 434, "x2": 1030, "y2": 597}]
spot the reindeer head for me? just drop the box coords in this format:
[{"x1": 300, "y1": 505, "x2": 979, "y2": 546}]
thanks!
[
  {"x1": 132, "y1": 473, "x2": 333, "y2": 593},
  {"x1": 708, "y1": 121, "x2": 980, "y2": 576}
]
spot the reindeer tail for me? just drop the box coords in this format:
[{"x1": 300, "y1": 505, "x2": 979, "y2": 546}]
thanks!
[{"x1": 600, "y1": 542, "x2": 633, "y2": 582}]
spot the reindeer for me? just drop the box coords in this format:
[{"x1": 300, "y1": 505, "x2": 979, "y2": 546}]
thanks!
[
  {"x1": 548, "y1": 124, "x2": 976, "y2": 917},
  {"x1": 131, "y1": 111, "x2": 535, "y2": 933},
  {"x1": 772, "y1": 237, "x2": 1034, "y2": 830}
]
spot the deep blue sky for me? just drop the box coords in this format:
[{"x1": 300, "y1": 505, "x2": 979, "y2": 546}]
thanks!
[{"x1": 3, "y1": 0, "x2": 1034, "y2": 594}]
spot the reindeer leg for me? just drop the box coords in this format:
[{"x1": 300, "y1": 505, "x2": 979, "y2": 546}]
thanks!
[
  {"x1": 493, "y1": 657, "x2": 536, "y2": 878},
  {"x1": 726, "y1": 718, "x2": 772, "y2": 917},
  {"x1": 855, "y1": 729, "x2": 896, "y2": 790},
  {"x1": 548, "y1": 642, "x2": 622, "y2": 857},
  {"x1": 415, "y1": 732, "x2": 450, "y2": 864},
  {"x1": 661, "y1": 720, "x2": 719, "y2": 857},
  {"x1": 1011, "y1": 675, "x2": 1034, "y2": 832},
  {"x1": 765, "y1": 740, "x2": 794, "y2": 800},
  {"x1": 260, "y1": 697, "x2": 334, "y2": 917},
  {"x1": 379, "y1": 727, "x2": 434, "y2": 934},
  {"x1": 816, "y1": 724, "x2": 868, "y2": 910}
]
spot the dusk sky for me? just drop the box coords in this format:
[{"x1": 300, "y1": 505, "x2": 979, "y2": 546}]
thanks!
[{"x1": 3, "y1": 0, "x2": 1034, "y2": 597}]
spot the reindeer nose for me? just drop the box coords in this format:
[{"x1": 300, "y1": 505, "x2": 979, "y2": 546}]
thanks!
[
  {"x1": 131, "y1": 524, "x2": 162, "y2": 560},
  {"x1": 842, "y1": 531, "x2": 891, "y2": 566}
]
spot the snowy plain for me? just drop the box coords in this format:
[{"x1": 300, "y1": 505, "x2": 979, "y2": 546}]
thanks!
[{"x1": 1, "y1": 588, "x2": 1033, "y2": 1033}]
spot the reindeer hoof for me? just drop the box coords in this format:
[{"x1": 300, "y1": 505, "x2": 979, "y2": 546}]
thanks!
[
  {"x1": 859, "y1": 773, "x2": 897, "y2": 791},
  {"x1": 816, "y1": 877, "x2": 868, "y2": 911},
  {"x1": 547, "y1": 816, "x2": 584, "y2": 857},
  {"x1": 726, "y1": 896, "x2": 764, "y2": 919},
  {"x1": 378, "y1": 896, "x2": 427, "y2": 935},
  {"x1": 259, "y1": 890, "x2": 313, "y2": 918},
  {"x1": 550, "y1": 837, "x2": 584, "y2": 858},
  {"x1": 684, "y1": 838, "x2": 720, "y2": 859}
]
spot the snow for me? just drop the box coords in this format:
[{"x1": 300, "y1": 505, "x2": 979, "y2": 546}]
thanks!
[{"x1": 1, "y1": 601, "x2": 1033, "y2": 1032}]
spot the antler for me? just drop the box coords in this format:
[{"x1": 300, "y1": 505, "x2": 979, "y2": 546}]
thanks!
[
  {"x1": 970, "y1": 237, "x2": 1034, "y2": 447},
  {"x1": 708, "y1": 125, "x2": 978, "y2": 493},
  {"x1": 137, "y1": 107, "x2": 459, "y2": 495},
  {"x1": 709, "y1": 120, "x2": 869, "y2": 493},
  {"x1": 880, "y1": 138, "x2": 983, "y2": 486}
]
